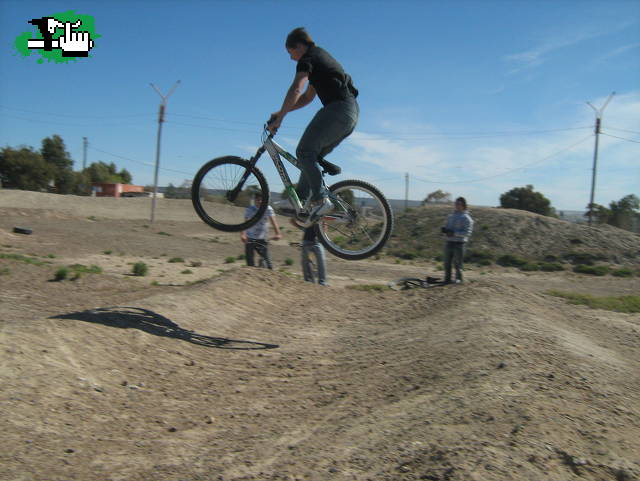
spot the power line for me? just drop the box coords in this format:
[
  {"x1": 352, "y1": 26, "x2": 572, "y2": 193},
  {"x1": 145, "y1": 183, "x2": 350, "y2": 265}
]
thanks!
[
  {"x1": 607, "y1": 126, "x2": 640, "y2": 135},
  {"x1": 411, "y1": 134, "x2": 594, "y2": 185},
  {"x1": 355, "y1": 126, "x2": 592, "y2": 140},
  {"x1": 164, "y1": 119, "x2": 257, "y2": 134},
  {"x1": 88, "y1": 146, "x2": 194, "y2": 176},
  {"x1": 0, "y1": 105, "x2": 153, "y2": 120},
  {"x1": 167, "y1": 112, "x2": 592, "y2": 139},
  {"x1": 601, "y1": 132, "x2": 640, "y2": 144},
  {"x1": 0, "y1": 112, "x2": 148, "y2": 128}
]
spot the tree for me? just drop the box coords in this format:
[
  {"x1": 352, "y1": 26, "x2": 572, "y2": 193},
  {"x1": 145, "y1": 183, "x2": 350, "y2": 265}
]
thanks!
[
  {"x1": 83, "y1": 161, "x2": 131, "y2": 184},
  {"x1": 499, "y1": 185, "x2": 553, "y2": 216},
  {"x1": 424, "y1": 189, "x2": 452, "y2": 204},
  {"x1": 589, "y1": 194, "x2": 640, "y2": 231},
  {"x1": 41, "y1": 135, "x2": 76, "y2": 194},
  {"x1": 0, "y1": 147, "x2": 55, "y2": 191},
  {"x1": 587, "y1": 203, "x2": 611, "y2": 224},
  {"x1": 41, "y1": 135, "x2": 72, "y2": 171}
]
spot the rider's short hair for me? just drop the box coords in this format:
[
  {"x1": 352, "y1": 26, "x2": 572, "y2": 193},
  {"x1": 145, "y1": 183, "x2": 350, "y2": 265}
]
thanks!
[
  {"x1": 455, "y1": 197, "x2": 467, "y2": 209},
  {"x1": 286, "y1": 27, "x2": 315, "y2": 49}
]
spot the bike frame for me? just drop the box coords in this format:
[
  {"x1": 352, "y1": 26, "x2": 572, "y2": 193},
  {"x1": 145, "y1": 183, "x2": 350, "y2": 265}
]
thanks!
[{"x1": 243, "y1": 128, "x2": 336, "y2": 218}]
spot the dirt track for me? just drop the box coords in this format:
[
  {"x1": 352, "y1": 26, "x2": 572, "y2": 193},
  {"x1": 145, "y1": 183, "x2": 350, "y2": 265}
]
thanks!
[{"x1": 1, "y1": 191, "x2": 639, "y2": 481}]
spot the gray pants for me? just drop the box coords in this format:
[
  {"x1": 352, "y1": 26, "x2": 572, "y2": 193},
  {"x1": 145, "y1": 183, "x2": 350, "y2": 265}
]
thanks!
[
  {"x1": 302, "y1": 240, "x2": 327, "y2": 285},
  {"x1": 296, "y1": 98, "x2": 359, "y2": 202},
  {"x1": 444, "y1": 241, "x2": 465, "y2": 282}
]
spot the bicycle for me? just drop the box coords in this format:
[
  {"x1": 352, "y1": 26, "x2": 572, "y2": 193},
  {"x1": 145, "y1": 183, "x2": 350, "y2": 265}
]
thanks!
[
  {"x1": 387, "y1": 276, "x2": 443, "y2": 291},
  {"x1": 191, "y1": 124, "x2": 394, "y2": 261}
]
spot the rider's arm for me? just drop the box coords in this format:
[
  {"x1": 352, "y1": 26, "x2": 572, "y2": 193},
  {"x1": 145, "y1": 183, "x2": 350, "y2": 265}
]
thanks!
[
  {"x1": 270, "y1": 72, "x2": 309, "y2": 132},
  {"x1": 289, "y1": 84, "x2": 316, "y2": 112}
]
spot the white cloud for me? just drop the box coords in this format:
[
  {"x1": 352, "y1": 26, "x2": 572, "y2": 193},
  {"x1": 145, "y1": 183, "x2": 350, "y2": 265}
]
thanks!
[
  {"x1": 342, "y1": 91, "x2": 639, "y2": 209},
  {"x1": 504, "y1": 22, "x2": 636, "y2": 74},
  {"x1": 595, "y1": 42, "x2": 640, "y2": 63}
]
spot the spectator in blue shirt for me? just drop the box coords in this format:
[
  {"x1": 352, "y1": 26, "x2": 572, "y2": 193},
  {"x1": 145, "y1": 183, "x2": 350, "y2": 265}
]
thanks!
[{"x1": 442, "y1": 197, "x2": 474, "y2": 284}]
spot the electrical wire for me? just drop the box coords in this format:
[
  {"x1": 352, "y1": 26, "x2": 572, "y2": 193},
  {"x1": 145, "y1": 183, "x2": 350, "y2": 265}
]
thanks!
[
  {"x1": 410, "y1": 134, "x2": 594, "y2": 185},
  {"x1": 601, "y1": 132, "x2": 640, "y2": 144},
  {"x1": 0, "y1": 112, "x2": 152, "y2": 128},
  {"x1": 606, "y1": 126, "x2": 640, "y2": 135},
  {"x1": 88, "y1": 146, "x2": 195, "y2": 177},
  {"x1": 0, "y1": 105, "x2": 153, "y2": 120}
]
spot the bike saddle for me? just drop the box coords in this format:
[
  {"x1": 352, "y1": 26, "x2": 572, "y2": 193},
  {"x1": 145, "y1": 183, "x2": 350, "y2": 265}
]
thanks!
[{"x1": 318, "y1": 157, "x2": 341, "y2": 176}]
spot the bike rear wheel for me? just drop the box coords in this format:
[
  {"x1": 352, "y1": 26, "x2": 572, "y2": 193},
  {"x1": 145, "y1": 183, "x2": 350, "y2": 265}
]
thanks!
[
  {"x1": 191, "y1": 156, "x2": 270, "y2": 232},
  {"x1": 388, "y1": 277, "x2": 427, "y2": 291},
  {"x1": 318, "y1": 179, "x2": 394, "y2": 260}
]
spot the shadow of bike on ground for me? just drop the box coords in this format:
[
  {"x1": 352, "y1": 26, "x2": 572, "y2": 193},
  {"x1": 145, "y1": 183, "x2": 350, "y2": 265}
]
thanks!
[{"x1": 50, "y1": 307, "x2": 278, "y2": 350}]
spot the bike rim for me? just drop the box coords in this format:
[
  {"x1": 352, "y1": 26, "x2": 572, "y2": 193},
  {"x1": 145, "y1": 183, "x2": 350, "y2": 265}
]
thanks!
[
  {"x1": 193, "y1": 159, "x2": 268, "y2": 230},
  {"x1": 319, "y1": 182, "x2": 390, "y2": 258}
]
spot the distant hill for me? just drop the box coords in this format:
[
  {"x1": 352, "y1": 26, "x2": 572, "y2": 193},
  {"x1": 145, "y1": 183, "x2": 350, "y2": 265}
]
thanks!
[{"x1": 387, "y1": 204, "x2": 640, "y2": 266}]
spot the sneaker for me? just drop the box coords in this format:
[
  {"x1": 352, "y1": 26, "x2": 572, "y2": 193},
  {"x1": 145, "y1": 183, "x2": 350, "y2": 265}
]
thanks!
[{"x1": 307, "y1": 197, "x2": 334, "y2": 225}]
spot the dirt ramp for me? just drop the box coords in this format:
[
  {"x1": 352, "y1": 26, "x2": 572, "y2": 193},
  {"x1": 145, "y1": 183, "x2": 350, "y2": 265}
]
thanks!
[{"x1": 1, "y1": 270, "x2": 639, "y2": 481}]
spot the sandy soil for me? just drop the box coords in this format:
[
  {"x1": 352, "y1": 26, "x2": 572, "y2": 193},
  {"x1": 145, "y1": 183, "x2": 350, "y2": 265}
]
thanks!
[{"x1": 1, "y1": 191, "x2": 639, "y2": 481}]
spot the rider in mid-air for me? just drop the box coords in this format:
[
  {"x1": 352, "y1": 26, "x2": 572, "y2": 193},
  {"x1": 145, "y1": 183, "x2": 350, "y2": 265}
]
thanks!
[{"x1": 267, "y1": 27, "x2": 359, "y2": 224}]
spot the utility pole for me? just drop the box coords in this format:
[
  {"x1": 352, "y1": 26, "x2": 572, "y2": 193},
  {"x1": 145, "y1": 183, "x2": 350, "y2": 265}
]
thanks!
[
  {"x1": 586, "y1": 91, "x2": 615, "y2": 226},
  {"x1": 82, "y1": 137, "x2": 88, "y2": 170},
  {"x1": 149, "y1": 80, "x2": 180, "y2": 223},
  {"x1": 404, "y1": 172, "x2": 409, "y2": 211}
]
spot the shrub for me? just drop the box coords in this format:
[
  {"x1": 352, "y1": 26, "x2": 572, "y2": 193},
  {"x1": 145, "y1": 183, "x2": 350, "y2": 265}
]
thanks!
[
  {"x1": 236, "y1": 254, "x2": 245, "y2": 260},
  {"x1": 132, "y1": 262, "x2": 148, "y2": 276},
  {"x1": 181, "y1": 269, "x2": 193, "y2": 275},
  {"x1": 465, "y1": 250, "x2": 494, "y2": 265},
  {"x1": 168, "y1": 257, "x2": 184, "y2": 263},
  {"x1": 225, "y1": 256, "x2": 236, "y2": 264},
  {"x1": 157, "y1": 231, "x2": 172, "y2": 236},
  {"x1": 0, "y1": 253, "x2": 47, "y2": 266},
  {"x1": 190, "y1": 261, "x2": 203, "y2": 267},
  {"x1": 538, "y1": 262, "x2": 564, "y2": 272},
  {"x1": 573, "y1": 264, "x2": 609, "y2": 276},
  {"x1": 0, "y1": 267, "x2": 9, "y2": 275},
  {"x1": 433, "y1": 254, "x2": 444, "y2": 262},
  {"x1": 284, "y1": 258, "x2": 294, "y2": 266},
  {"x1": 547, "y1": 290, "x2": 640, "y2": 313},
  {"x1": 564, "y1": 252, "x2": 607, "y2": 266},
  {"x1": 103, "y1": 250, "x2": 113, "y2": 255},
  {"x1": 496, "y1": 254, "x2": 528, "y2": 268},
  {"x1": 520, "y1": 262, "x2": 540, "y2": 272},
  {"x1": 611, "y1": 268, "x2": 633, "y2": 278},
  {"x1": 570, "y1": 238, "x2": 583, "y2": 245},
  {"x1": 54, "y1": 267, "x2": 69, "y2": 281},
  {"x1": 69, "y1": 264, "x2": 102, "y2": 274}
]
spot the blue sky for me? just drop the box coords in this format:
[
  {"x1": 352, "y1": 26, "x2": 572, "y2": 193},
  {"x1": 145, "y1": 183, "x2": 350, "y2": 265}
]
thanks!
[{"x1": 1, "y1": 0, "x2": 638, "y2": 211}]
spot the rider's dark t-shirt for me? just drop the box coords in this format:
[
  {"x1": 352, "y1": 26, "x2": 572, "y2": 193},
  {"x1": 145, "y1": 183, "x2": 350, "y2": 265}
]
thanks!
[{"x1": 296, "y1": 45, "x2": 358, "y2": 106}]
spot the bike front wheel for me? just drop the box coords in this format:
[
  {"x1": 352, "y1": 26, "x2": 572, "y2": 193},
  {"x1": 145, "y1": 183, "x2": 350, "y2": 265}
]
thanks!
[
  {"x1": 318, "y1": 179, "x2": 394, "y2": 261},
  {"x1": 191, "y1": 156, "x2": 270, "y2": 232}
]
